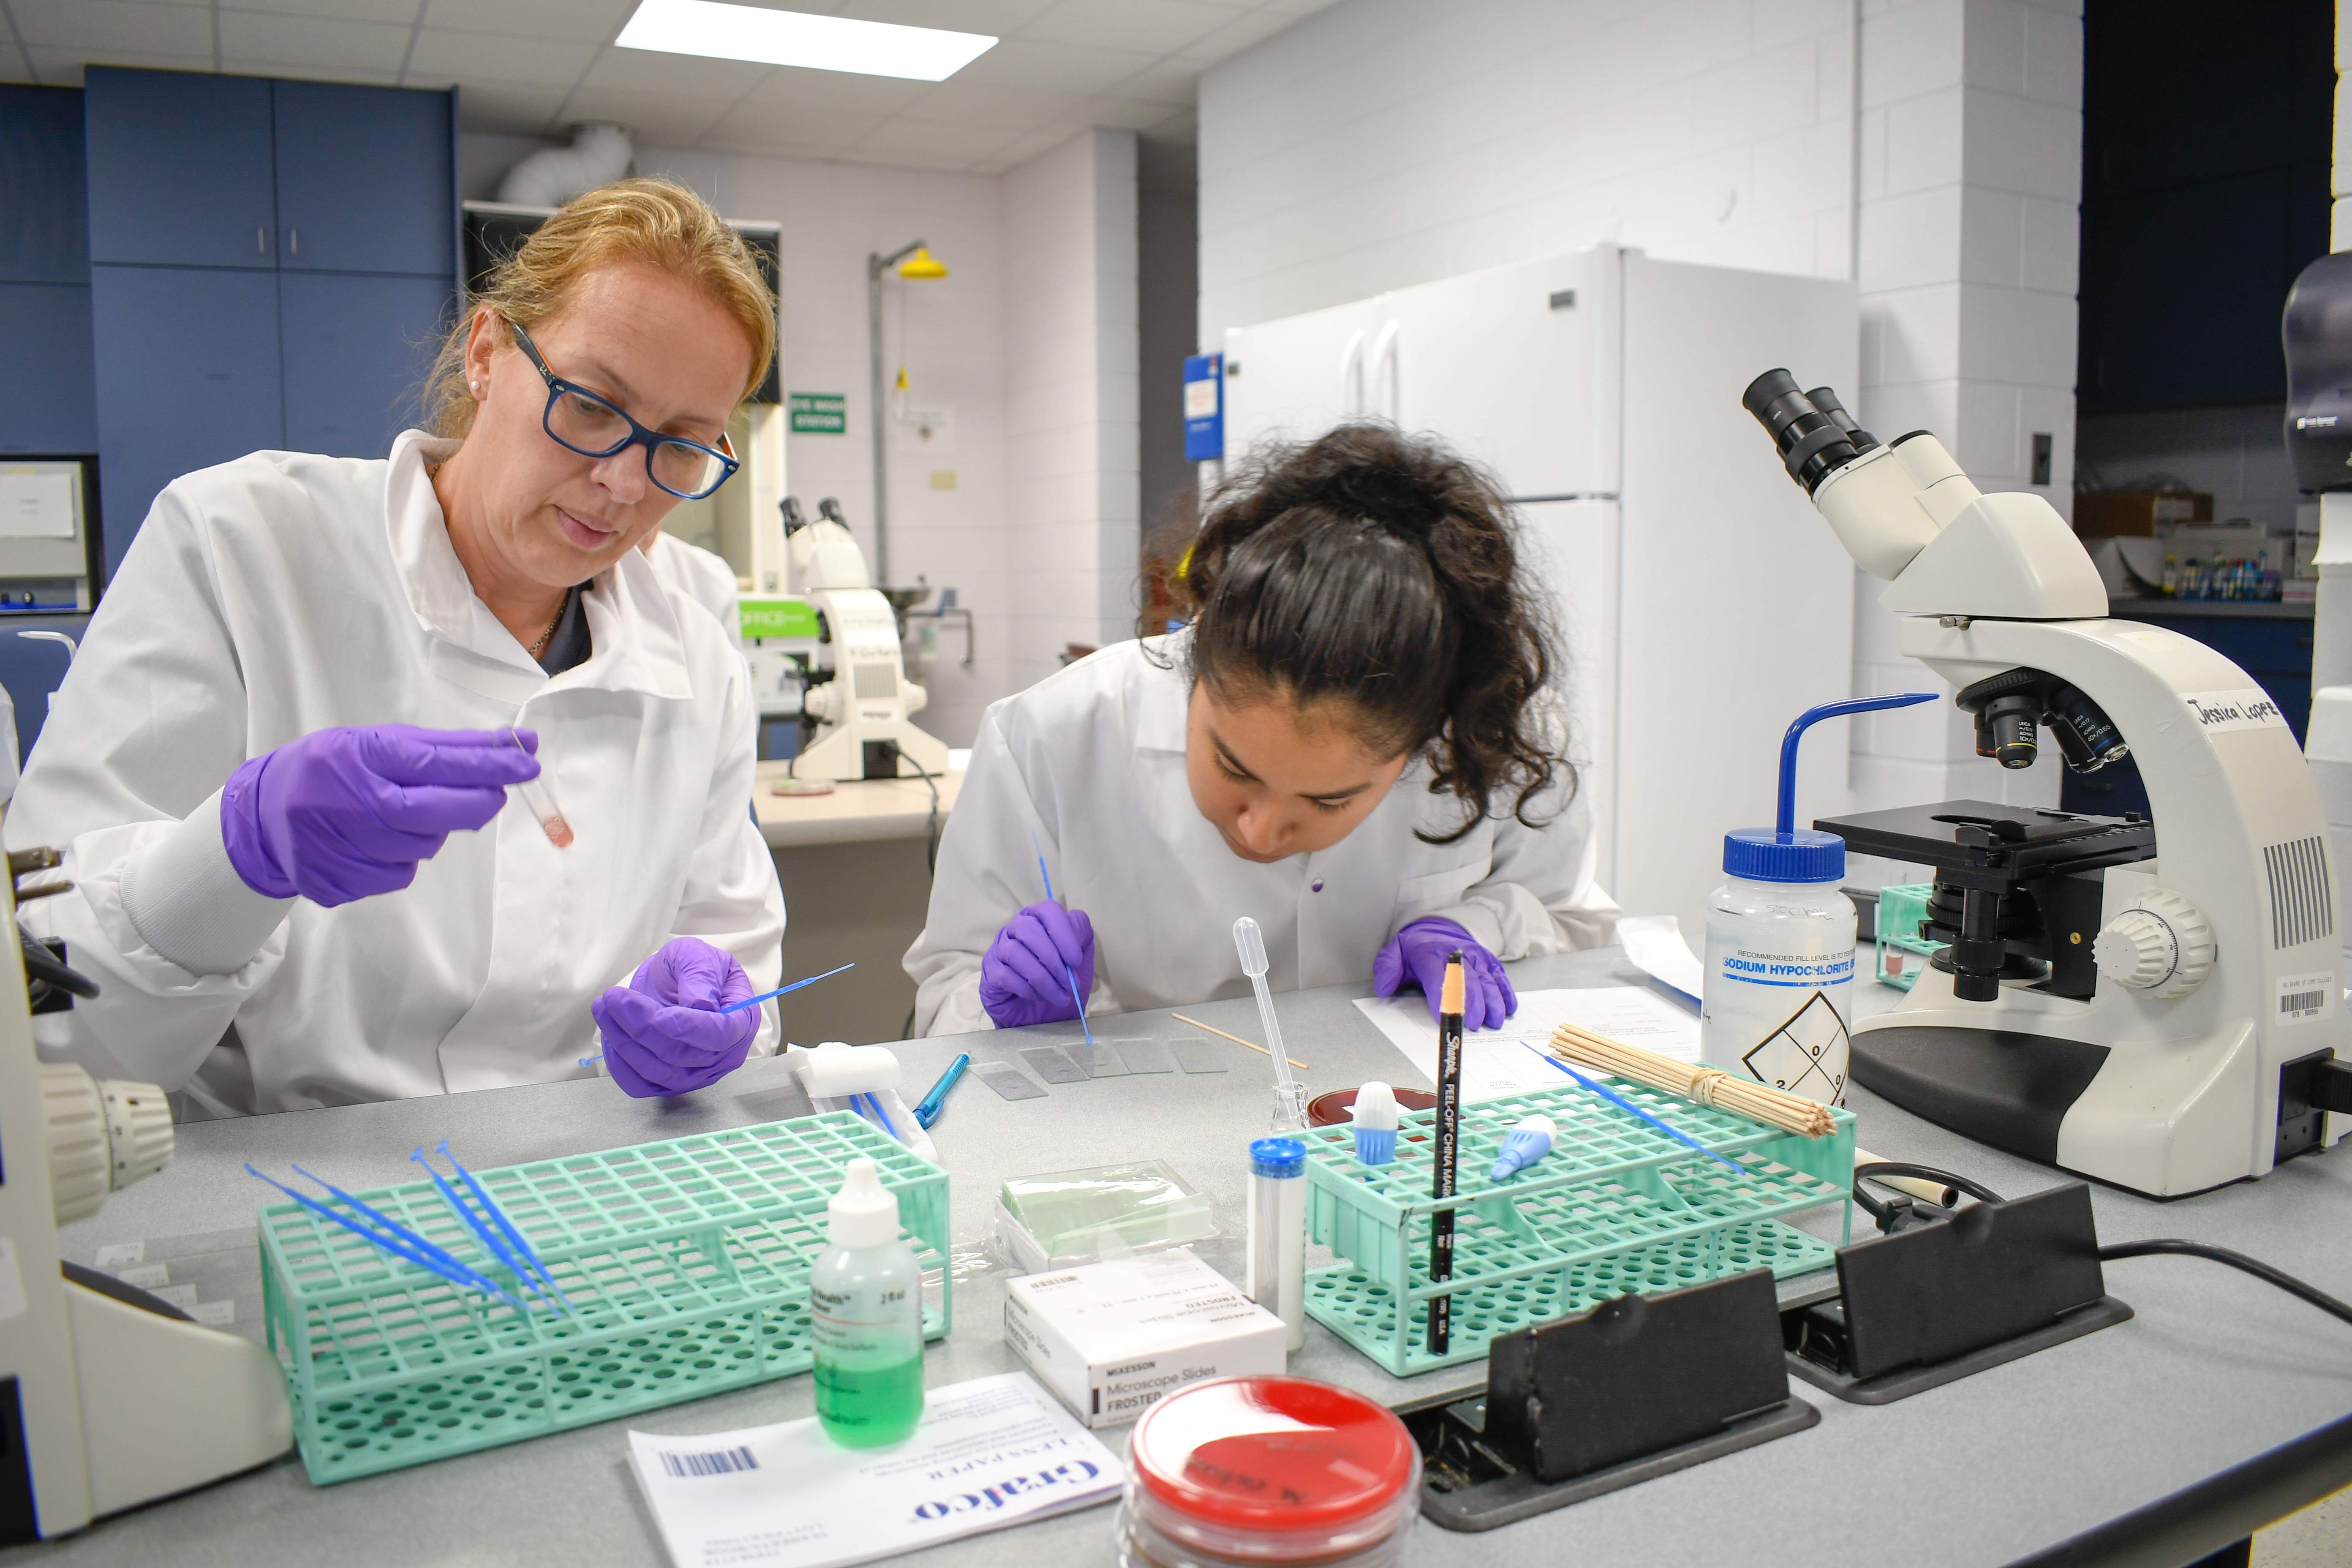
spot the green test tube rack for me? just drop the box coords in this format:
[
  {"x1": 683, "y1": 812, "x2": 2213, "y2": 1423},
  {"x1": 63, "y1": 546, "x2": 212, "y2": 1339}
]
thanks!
[
  {"x1": 1300, "y1": 1074, "x2": 1854, "y2": 1376},
  {"x1": 257, "y1": 1112, "x2": 948, "y2": 1484}
]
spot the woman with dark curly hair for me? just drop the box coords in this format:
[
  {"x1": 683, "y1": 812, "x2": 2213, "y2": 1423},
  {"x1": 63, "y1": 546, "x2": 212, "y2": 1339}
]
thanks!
[{"x1": 904, "y1": 424, "x2": 1618, "y2": 1036}]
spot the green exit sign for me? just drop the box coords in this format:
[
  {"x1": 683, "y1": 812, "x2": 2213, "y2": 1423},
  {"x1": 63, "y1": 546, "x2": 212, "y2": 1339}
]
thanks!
[{"x1": 789, "y1": 392, "x2": 846, "y2": 434}]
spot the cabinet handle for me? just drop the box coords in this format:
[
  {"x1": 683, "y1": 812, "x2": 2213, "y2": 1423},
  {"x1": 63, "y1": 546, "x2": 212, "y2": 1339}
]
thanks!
[
  {"x1": 257, "y1": 226, "x2": 266, "y2": 255},
  {"x1": 289, "y1": 228, "x2": 298, "y2": 256}
]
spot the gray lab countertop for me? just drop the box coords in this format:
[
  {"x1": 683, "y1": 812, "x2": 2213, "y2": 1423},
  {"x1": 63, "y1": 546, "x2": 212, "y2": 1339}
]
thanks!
[{"x1": 24, "y1": 947, "x2": 2352, "y2": 1568}]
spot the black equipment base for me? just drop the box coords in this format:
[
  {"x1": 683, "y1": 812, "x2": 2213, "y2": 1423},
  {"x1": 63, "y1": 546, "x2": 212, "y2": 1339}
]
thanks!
[
  {"x1": 1851, "y1": 1024, "x2": 2109, "y2": 1164},
  {"x1": 1785, "y1": 1294, "x2": 2133, "y2": 1405},
  {"x1": 1406, "y1": 1392, "x2": 1820, "y2": 1531}
]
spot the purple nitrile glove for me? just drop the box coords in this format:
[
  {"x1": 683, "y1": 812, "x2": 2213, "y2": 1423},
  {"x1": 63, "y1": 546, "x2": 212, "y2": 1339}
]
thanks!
[
  {"x1": 590, "y1": 937, "x2": 760, "y2": 1098},
  {"x1": 979, "y1": 901, "x2": 1095, "y2": 1029},
  {"x1": 220, "y1": 725, "x2": 543, "y2": 907},
  {"x1": 1372, "y1": 917, "x2": 1517, "y2": 1031}
]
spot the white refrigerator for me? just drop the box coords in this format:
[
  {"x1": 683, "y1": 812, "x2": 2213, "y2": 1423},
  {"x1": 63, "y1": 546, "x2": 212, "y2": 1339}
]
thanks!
[{"x1": 1221, "y1": 245, "x2": 1860, "y2": 943}]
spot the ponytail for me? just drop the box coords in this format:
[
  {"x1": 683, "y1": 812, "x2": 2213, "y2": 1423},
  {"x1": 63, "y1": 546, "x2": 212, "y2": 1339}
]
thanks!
[{"x1": 1159, "y1": 424, "x2": 1569, "y2": 843}]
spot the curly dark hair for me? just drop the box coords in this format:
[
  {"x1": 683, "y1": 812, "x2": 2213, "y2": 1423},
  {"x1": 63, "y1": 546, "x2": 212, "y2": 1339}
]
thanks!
[{"x1": 1154, "y1": 424, "x2": 1571, "y2": 844}]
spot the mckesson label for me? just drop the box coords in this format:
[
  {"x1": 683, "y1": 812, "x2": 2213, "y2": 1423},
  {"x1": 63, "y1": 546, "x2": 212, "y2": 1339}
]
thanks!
[{"x1": 2182, "y1": 689, "x2": 2289, "y2": 733}]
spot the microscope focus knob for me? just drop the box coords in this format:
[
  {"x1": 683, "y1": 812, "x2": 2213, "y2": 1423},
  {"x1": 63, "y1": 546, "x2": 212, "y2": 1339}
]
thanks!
[
  {"x1": 2093, "y1": 890, "x2": 2216, "y2": 1000},
  {"x1": 804, "y1": 680, "x2": 842, "y2": 724}
]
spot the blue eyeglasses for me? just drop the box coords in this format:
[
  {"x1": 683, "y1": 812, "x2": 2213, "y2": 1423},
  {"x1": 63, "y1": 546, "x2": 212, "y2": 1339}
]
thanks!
[{"x1": 506, "y1": 321, "x2": 740, "y2": 501}]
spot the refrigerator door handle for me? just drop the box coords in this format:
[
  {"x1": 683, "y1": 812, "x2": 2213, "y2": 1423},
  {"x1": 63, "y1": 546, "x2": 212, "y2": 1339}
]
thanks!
[
  {"x1": 1370, "y1": 320, "x2": 1400, "y2": 423},
  {"x1": 1339, "y1": 328, "x2": 1367, "y2": 417}
]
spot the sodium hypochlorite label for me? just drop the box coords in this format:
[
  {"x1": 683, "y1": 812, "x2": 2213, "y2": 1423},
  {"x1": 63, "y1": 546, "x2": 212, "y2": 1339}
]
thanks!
[{"x1": 1701, "y1": 936, "x2": 1855, "y2": 1107}]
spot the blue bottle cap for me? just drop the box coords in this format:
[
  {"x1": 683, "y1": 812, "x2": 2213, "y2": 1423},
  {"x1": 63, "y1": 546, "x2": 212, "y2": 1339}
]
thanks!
[
  {"x1": 1722, "y1": 827, "x2": 1846, "y2": 883},
  {"x1": 1250, "y1": 1137, "x2": 1307, "y2": 1178}
]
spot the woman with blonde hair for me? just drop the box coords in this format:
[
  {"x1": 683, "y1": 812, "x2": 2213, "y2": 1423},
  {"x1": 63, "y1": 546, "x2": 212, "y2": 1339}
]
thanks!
[{"x1": 5, "y1": 177, "x2": 787, "y2": 1111}]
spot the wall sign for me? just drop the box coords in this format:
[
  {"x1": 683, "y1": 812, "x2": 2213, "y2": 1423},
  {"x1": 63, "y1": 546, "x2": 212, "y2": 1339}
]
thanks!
[{"x1": 789, "y1": 393, "x2": 847, "y2": 434}]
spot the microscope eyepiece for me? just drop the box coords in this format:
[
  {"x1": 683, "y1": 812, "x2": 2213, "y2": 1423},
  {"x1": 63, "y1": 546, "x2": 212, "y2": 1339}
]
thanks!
[
  {"x1": 1804, "y1": 387, "x2": 1879, "y2": 454},
  {"x1": 1742, "y1": 369, "x2": 1862, "y2": 494}
]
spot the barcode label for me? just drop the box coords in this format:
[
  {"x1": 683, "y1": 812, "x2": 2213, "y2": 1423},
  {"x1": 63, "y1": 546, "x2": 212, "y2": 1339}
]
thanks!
[
  {"x1": 2277, "y1": 972, "x2": 2337, "y2": 1026},
  {"x1": 658, "y1": 1445, "x2": 758, "y2": 1478}
]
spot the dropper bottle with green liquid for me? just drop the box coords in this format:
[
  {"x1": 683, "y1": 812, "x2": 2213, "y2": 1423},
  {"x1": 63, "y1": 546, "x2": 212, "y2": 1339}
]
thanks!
[{"x1": 811, "y1": 1157, "x2": 926, "y2": 1447}]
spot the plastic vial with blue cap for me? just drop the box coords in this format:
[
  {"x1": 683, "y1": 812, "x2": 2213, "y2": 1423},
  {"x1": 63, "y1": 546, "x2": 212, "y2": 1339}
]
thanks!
[
  {"x1": 1245, "y1": 1137, "x2": 1307, "y2": 1353},
  {"x1": 1702, "y1": 693, "x2": 1936, "y2": 1108}
]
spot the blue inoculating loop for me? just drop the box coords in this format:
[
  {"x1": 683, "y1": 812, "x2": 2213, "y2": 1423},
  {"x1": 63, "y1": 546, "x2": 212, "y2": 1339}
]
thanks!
[{"x1": 1726, "y1": 693, "x2": 1939, "y2": 883}]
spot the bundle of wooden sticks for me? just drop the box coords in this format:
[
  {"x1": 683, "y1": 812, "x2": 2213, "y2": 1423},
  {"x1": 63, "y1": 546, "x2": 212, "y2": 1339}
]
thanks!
[{"x1": 1547, "y1": 1022, "x2": 1836, "y2": 1139}]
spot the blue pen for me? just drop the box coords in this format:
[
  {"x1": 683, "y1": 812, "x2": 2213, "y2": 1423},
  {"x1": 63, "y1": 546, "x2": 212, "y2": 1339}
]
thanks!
[
  {"x1": 1524, "y1": 1045, "x2": 1744, "y2": 1172},
  {"x1": 1030, "y1": 831, "x2": 1095, "y2": 1047},
  {"x1": 914, "y1": 1053, "x2": 969, "y2": 1130}
]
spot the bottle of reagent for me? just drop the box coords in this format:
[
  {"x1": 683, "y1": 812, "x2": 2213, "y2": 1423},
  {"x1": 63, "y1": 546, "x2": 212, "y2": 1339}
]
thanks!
[
  {"x1": 811, "y1": 1157, "x2": 925, "y2": 1447},
  {"x1": 1701, "y1": 693, "x2": 1937, "y2": 1107}
]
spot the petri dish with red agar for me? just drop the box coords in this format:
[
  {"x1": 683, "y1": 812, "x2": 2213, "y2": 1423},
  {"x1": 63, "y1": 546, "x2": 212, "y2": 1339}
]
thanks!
[{"x1": 1116, "y1": 1376, "x2": 1421, "y2": 1568}]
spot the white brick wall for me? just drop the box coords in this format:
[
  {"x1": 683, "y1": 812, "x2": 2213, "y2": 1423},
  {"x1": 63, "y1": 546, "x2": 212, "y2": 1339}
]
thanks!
[
  {"x1": 1198, "y1": 0, "x2": 1866, "y2": 346},
  {"x1": 1004, "y1": 128, "x2": 1143, "y2": 693},
  {"x1": 1850, "y1": 0, "x2": 2080, "y2": 838},
  {"x1": 1198, "y1": 0, "x2": 2086, "y2": 887}
]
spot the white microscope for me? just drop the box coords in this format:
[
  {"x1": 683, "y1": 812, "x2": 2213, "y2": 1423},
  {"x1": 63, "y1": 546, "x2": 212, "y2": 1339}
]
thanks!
[
  {"x1": 0, "y1": 856, "x2": 290, "y2": 1539},
  {"x1": 783, "y1": 497, "x2": 950, "y2": 784},
  {"x1": 1745, "y1": 371, "x2": 2352, "y2": 1198}
]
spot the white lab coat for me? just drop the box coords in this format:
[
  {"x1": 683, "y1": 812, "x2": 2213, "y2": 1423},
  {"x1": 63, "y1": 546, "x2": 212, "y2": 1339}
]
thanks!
[
  {"x1": 645, "y1": 532, "x2": 741, "y2": 635},
  {"x1": 4, "y1": 431, "x2": 785, "y2": 1114},
  {"x1": 904, "y1": 636, "x2": 1618, "y2": 1035}
]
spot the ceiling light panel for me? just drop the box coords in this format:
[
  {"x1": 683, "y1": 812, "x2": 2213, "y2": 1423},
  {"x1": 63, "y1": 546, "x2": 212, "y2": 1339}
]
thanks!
[{"x1": 615, "y1": 0, "x2": 998, "y2": 81}]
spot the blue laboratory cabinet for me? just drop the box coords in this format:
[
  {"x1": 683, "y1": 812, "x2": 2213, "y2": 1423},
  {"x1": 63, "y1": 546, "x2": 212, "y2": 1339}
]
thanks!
[
  {"x1": 0, "y1": 85, "x2": 98, "y2": 455},
  {"x1": 83, "y1": 67, "x2": 457, "y2": 577}
]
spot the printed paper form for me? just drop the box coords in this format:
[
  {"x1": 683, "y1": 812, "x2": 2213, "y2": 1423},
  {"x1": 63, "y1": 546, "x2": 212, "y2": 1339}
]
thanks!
[
  {"x1": 1352, "y1": 986, "x2": 1701, "y2": 1103},
  {"x1": 628, "y1": 1372, "x2": 1120, "y2": 1568}
]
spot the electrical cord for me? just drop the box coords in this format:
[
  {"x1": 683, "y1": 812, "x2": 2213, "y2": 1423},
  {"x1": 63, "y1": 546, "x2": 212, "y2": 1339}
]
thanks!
[
  {"x1": 2097, "y1": 1239, "x2": 2352, "y2": 1329},
  {"x1": 1852, "y1": 1161, "x2": 2352, "y2": 1330},
  {"x1": 1852, "y1": 1161, "x2": 2005, "y2": 1228}
]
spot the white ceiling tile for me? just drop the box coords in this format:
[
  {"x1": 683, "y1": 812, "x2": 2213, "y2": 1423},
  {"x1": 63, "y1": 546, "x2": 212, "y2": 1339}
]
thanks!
[
  {"x1": 702, "y1": 96, "x2": 884, "y2": 145},
  {"x1": 1102, "y1": 56, "x2": 1199, "y2": 108},
  {"x1": 1020, "y1": 0, "x2": 1238, "y2": 56},
  {"x1": 453, "y1": 79, "x2": 572, "y2": 130},
  {"x1": 949, "y1": 36, "x2": 1155, "y2": 95},
  {"x1": 11, "y1": 0, "x2": 215, "y2": 54},
  {"x1": 223, "y1": 57, "x2": 404, "y2": 83},
  {"x1": 22, "y1": 46, "x2": 215, "y2": 85},
  {"x1": 1174, "y1": 5, "x2": 1307, "y2": 63},
  {"x1": 558, "y1": 82, "x2": 741, "y2": 143},
  {"x1": 421, "y1": 0, "x2": 634, "y2": 47},
  {"x1": 730, "y1": 63, "x2": 929, "y2": 117},
  {"x1": 846, "y1": 115, "x2": 1018, "y2": 159},
  {"x1": 585, "y1": 44, "x2": 770, "y2": 96},
  {"x1": 227, "y1": 0, "x2": 420, "y2": 23},
  {"x1": 1083, "y1": 94, "x2": 1193, "y2": 133},
  {"x1": 408, "y1": 27, "x2": 599, "y2": 87},
  {"x1": 834, "y1": 0, "x2": 1057, "y2": 37},
  {"x1": 894, "y1": 77, "x2": 1083, "y2": 129},
  {"x1": 985, "y1": 120, "x2": 1087, "y2": 168},
  {"x1": 217, "y1": 10, "x2": 413, "y2": 71}
]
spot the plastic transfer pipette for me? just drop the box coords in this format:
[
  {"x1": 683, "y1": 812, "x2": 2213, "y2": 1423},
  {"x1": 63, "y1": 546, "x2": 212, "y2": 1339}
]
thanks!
[
  {"x1": 1030, "y1": 832, "x2": 1095, "y2": 1047},
  {"x1": 506, "y1": 727, "x2": 573, "y2": 848},
  {"x1": 1233, "y1": 916, "x2": 1308, "y2": 1132}
]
